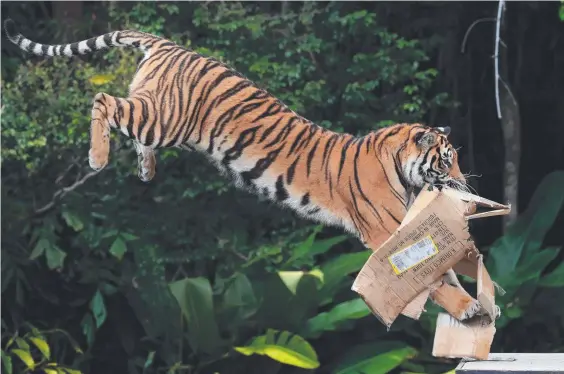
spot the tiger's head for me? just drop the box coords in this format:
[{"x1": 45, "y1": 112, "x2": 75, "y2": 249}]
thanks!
[{"x1": 397, "y1": 124, "x2": 466, "y2": 191}]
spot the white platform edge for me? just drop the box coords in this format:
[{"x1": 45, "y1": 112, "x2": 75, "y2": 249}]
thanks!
[{"x1": 456, "y1": 353, "x2": 564, "y2": 373}]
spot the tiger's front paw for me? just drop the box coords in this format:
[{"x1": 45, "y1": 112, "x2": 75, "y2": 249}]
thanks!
[
  {"x1": 138, "y1": 162, "x2": 155, "y2": 182},
  {"x1": 458, "y1": 298, "x2": 483, "y2": 321},
  {"x1": 89, "y1": 147, "x2": 109, "y2": 171}
]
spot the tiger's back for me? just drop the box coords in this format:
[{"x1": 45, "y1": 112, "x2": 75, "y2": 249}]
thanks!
[{"x1": 4, "y1": 20, "x2": 467, "y2": 249}]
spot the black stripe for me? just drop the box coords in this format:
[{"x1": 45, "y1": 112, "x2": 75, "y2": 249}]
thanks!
[
  {"x1": 337, "y1": 136, "x2": 356, "y2": 181},
  {"x1": 126, "y1": 100, "x2": 135, "y2": 136},
  {"x1": 207, "y1": 106, "x2": 239, "y2": 153},
  {"x1": 240, "y1": 146, "x2": 284, "y2": 185},
  {"x1": 234, "y1": 101, "x2": 264, "y2": 121},
  {"x1": 306, "y1": 138, "x2": 321, "y2": 177},
  {"x1": 222, "y1": 126, "x2": 261, "y2": 167},
  {"x1": 264, "y1": 117, "x2": 297, "y2": 148},
  {"x1": 86, "y1": 37, "x2": 97, "y2": 51},
  {"x1": 286, "y1": 157, "x2": 299, "y2": 184},
  {"x1": 41, "y1": 44, "x2": 49, "y2": 55},
  {"x1": 321, "y1": 134, "x2": 338, "y2": 169},
  {"x1": 254, "y1": 102, "x2": 282, "y2": 121},
  {"x1": 352, "y1": 138, "x2": 387, "y2": 229},
  {"x1": 301, "y1": 193, "x2": 310, "y2": 206},
  {"x1": 69, "y1": 42, "x2": 80, "y2": 55},
  {"x1": 103, "y1": 33, "x2": 113, "y2": 47},
  {"x1": 383, "y1": 206, "x2": 402, "y2": 225},
  {"x1": 259, "y1": 117, "x2": 283, "y2": 143},
  {"x1": 287, "y1": 126, "x2": 309, "y2": 156},
  {"x1": 295, "y1": 126, "x2": 318, "y2": 154},
  {"x1": 307, "y1": 207, "x2": 321, "y2": 215},
  {"x1": 348, "y1": 181, "x2": 371, "y2": 231},
  {"x1": 275, "y1": 175, "x2": 289, "y2": 201}
]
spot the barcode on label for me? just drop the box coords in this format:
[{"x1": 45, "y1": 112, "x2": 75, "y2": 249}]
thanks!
[{"x1": 388, "y1": 235, "x2": 438, "y2": 275}]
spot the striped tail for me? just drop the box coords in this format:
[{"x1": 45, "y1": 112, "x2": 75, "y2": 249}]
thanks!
[{"x1": 3, "y1": 18, "x2": 161, "y2": 58}]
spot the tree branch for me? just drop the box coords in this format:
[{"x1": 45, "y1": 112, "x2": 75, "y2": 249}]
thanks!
[
  {"x1": 460, "y1": 17, "x2": 496, "y2": 53},
  {"x1": 494, "y1": 0, "x2": 506, "y2": 119},
  {"x1": 34, "y1": 169, "x2": 101, "y2": 216}
]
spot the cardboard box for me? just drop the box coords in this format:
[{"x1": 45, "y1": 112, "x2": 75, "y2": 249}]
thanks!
[
  {"x1": 351, "y1": 185, "x2": 509, "y2": 339},
  {"x1": 432, "y1": 313, "x2": 496, "y2": 360},
  {"x1": 430, "y1": 252, "x2": 499, "y2": 360}
]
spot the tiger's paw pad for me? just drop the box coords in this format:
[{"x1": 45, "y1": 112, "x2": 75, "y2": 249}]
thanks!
[{"x1": 88, "y1": 148, "x2": 109, "y2": 171}]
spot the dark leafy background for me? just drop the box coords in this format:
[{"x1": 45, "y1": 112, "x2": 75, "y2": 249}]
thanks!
[{"x1": 1, "y1": 2, "x2": 563, "y2": 374}]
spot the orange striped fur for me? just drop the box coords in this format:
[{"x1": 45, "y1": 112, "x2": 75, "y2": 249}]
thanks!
[{"x1": 5, "y1": 20, "x2": 481, "y2": 320}]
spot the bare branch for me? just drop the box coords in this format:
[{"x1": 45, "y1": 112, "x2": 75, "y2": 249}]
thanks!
[
  {"x1": 34, "y1": 169, "x2": 100, "y2": 215},
  {"x1": 54, "y1": 156, "x2": 83, "y2": 185},
  {"x1": 499, "y1": 77, "x2": 518, "y2": 107},
  {"x1": 494, "y1": 0, "x2": 506, "y2": 119},
  {"x1": 460, "y1": 17, "x2": 496, "y2": 53}
]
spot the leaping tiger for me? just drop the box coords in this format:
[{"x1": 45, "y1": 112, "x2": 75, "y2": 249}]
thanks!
[{"x1": 4, "y1": 19, "x2": 480, "y2": 321}]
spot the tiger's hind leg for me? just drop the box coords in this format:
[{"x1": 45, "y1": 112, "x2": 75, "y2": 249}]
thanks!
[
  {"x1": 89, "y1": 92, "x2": 158, "y2": 181},
  {"x1": 89, "y1": 92, "x2": 122, "y2": 171},
  {"x1": 134, "y1": 141, "x2": 156, "y2": 182}
]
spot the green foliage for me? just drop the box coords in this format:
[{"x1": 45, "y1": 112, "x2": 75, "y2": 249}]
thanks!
[
  {"x1": 2, "y1": 326, "x2": 83, "y2": 374},
  {"x1": 332, "y1": 344, "x2": 417, "y2": 374},
  {"x1": 234, "y1": 329, "x2": 320, "y2": 369},
  {"x1": 486, "y1": 171, "x2": 564, "y2": 327}
]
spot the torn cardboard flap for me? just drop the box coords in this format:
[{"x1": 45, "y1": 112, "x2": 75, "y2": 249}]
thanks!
[
  {"x1": 443, "y1": 188, "x2": 511, "y2": 220},
  {"x1": 399, "y1": 188, "x2": 506, "y2": 322},
  {"x1": 352, "y1": 186, "x2": 510, "y2": 328},
  {"x1": 352, "y1": 187, "x2": 475, "y2": 327},
  {"x1": 432, "y1": 313, "x2": 496, "y2": 360}
]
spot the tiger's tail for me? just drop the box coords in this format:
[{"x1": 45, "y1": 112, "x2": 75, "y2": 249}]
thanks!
[{"x1": 3, "y1": 18, "x2": 162, "y2": 58}]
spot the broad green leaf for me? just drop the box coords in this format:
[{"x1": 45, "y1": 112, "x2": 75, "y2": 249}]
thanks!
[
  {"x1": 101, "y1": 229, "x2": 119, "y2": 239},
  {"x1": 223, "y1": 272, "x2": 258, "y2": 320},
  {"x1": 30, "y1": 238, "x2": 49, "y2": 260},
  {"x1": 29, "y1": 336, "x2": 50, "y2": 359},
  {"x1": 235, "y1": 329, "x2": 319, "y2": 369},
  {"x1": 285, "y1": 226, "x2": 322, "y2": 265},
  {"x1": 333, "y1": 345, "x2": 417, "y2": 374},
  {"x1": 89, "y1": 74, "x2": 114, "y2": 85},
  {"x1": 307, "y1": 235, "x2": 348, "y2": 258},
  {"x1": 45, "y1": 245, "x2": 67, "y2": 270},
  {"x1": 10, "y1": 349, "x2": 35, "y2": 370},
  {"x1": 488, "y1": 171, "x2": 564, "y2": 277},
  {"x1": 120, "y1": 232, "x2": 139, "y2": 241},
  {"x1": 278, "y1": 270, "x2": 324, "y2": 294},
  {"x1": 89, "y1": 290, "x2": 107, "y2": 329},
  {"x1": 169, "y1": 277, "x2": 224, "y2": 354},
  {"x1": 1, "y1": 350, "x2": 12, "y2": 374},
  {"x1": 318, "y1": 251, "x2": 371, "y2": 302},
  {"x1": 15, "y1": 337, "x2": 30, "y2": 351},
  {"x1": 109, "y1": 237, "x2": 128, "y2": 260},
  {"x1": 43, "y1": 369, "x2": 58, "y2": 374},
  {"x1": 539, "y1": 262, "x2": 564, "y2": 287},
  {"x1": 254, "y1": 272, "x2": 318, "y2": 332},
  {"x1": 304, "y1": 298, "x2": 371, "y2": 338},
  {"x1": 61, "y1": 210, "x2": 84, "y2": 231},
  {"x1": 513, "y1": 247, "x2": 560, "y2": 284}
]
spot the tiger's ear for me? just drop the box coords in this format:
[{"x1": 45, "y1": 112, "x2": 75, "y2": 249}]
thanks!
[
  {"x1": 436, "y1": 126, "x2": 451, "y2": 136},
  {"x1": 416, "y1": 132, "x2": 438, "y2": 148}
]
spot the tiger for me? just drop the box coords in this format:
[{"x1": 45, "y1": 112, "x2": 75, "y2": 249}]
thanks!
[{"x1": 4, "y1": 19, "x2": 481, "y2": 320}]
